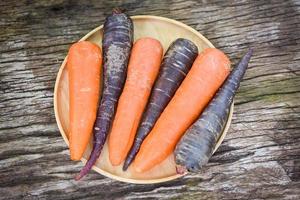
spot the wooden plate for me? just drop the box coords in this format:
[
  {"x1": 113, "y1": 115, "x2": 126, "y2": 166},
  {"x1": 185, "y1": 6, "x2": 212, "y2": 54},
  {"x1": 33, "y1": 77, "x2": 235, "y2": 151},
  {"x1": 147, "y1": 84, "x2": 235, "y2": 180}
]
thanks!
[{"x1": 54, "y1": 15, "x2": 234, "y2": 184}]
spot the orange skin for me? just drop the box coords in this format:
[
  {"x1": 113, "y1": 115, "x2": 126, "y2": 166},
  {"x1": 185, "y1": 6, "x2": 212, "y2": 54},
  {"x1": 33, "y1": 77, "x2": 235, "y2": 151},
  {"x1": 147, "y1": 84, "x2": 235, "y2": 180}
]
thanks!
[
  {"x1": 108, "y1": 38, "x2": 163, "y2": 166},
  {"x1": 68, "y1": 41, "x2": 102, "y2": 161},
  {"x1": 133, "y1": 48, "x2": 231, "y2": 172}
]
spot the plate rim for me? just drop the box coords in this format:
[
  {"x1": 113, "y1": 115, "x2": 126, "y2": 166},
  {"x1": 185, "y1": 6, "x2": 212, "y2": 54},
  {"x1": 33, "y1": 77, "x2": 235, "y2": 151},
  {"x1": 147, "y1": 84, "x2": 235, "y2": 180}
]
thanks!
[{"x1": 53, "y1": 15, "x2": 234, "y2": 184}]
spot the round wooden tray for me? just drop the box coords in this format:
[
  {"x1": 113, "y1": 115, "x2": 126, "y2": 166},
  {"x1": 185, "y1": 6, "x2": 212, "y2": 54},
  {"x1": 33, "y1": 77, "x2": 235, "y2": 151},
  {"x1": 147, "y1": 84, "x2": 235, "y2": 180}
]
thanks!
[{"x1": 54, "y1": 15, "x2": 234, "y2": 184}]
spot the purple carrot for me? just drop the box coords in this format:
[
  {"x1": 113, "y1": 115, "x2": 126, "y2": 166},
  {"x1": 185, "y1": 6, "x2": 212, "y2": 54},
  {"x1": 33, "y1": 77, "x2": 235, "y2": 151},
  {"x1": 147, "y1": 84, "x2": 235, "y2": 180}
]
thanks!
[
  {"x1": 76, "y1": 8, "x2": 133, "y2": 180},
  {"x1": 174, "y1": 49, "x2": 253, "y2": 172},
  {"x1": 123, "y1": 38, "x2": 198, "y2": 171}
]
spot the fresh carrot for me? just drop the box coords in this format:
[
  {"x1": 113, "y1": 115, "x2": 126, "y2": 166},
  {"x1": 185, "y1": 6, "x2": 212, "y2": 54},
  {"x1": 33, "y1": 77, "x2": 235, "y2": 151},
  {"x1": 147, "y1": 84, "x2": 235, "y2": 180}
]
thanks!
[
  {"x1": 108, "y1": 38, "x2": 163, "y2": 166},
  {"x1": 76, "y1": 8, "x2": 133, "y2": 180},
  {"x1": 133, "y1": 48, "x2": 231, "y2": 172},
  {"x1": 67, "y1": 41, "x2": 102, "y2": 161},
  {"x1": 175, "y1": 49, "x2": 253, "y2": 172},
  {"x1": 123, "y1": 38, "x2": 198, "y2": 171}
]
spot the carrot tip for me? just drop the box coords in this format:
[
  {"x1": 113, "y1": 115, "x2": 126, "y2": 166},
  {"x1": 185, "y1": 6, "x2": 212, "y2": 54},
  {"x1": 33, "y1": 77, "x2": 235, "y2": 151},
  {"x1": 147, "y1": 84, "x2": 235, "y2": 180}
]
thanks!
[
  {"x1": 122, "y1": 164, "x2": 129, "y2": 171},
  {"x1": 70, "y1": 155, "x2": 81, "y2": 161},
  {"x1": 248, "y1": 48, "x2": 254, "y2": 55},
  {"x1": 111, "y1": 161, "x2": 121, "y2": 166},
  {"x1": 176, "y1": 165, "x2": 187, "y2": 175},
  {"x1": 75, "y1": 173, "x2": 83, "y2": 181},
  {"x1": 133, "y1": 166, "x2": 143, "y2": 173},
  {"x1": 112, "y1": 7, "x2": 125, "y2": 14}
]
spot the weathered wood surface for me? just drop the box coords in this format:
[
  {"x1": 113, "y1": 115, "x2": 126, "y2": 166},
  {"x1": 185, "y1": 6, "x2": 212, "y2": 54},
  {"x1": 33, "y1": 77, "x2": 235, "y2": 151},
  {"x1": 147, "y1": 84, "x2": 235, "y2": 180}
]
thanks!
[{"x1": 0, "y1": 0, "x2": 299, "y2": 199}]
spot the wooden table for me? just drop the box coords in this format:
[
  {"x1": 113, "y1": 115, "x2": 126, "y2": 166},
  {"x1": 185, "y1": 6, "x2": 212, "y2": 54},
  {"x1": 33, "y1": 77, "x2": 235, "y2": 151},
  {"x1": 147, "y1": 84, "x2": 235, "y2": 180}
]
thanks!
[{"x1": 1, "y1": 0, "x2": 299, "y2": 199}]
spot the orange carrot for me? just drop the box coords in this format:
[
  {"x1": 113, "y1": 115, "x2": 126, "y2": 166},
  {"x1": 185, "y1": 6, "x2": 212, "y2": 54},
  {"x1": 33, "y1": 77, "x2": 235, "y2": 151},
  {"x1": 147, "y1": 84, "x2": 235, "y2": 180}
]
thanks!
[
  {"x1": 108, "y1": 38, "x2": 163, "y2": 166},
  {"x1": 67, "y1": 41, "x2": 102, "y2": 161},
  {"x1": 133, "y1": 48, "x2": 231, "y2": 172}
]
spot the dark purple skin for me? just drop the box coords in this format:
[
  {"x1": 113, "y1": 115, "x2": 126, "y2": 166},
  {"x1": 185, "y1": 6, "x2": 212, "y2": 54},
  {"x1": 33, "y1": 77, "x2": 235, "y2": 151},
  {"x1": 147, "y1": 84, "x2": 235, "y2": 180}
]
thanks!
[
  {"x1": 174, "y1": 49, "x2": 253, "y2": 173},
  {"x1": 76, "y1": 8, "x2": 133, "y2": 180},
  {"x1": 123, "y1": 38, "x2": 198, "y2": 171}
]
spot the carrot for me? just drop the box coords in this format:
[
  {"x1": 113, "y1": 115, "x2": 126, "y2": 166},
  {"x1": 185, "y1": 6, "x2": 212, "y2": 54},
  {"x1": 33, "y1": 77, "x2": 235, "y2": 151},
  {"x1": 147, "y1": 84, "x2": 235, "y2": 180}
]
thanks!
[
  {"x1": 123, "y1": 38, "x2": 198, "y2": 171},
  {"x1": 76, "y1": 8, "x2": 133, "y2": 180},
  {"x1": 133, "y1": 48, "x2": 231, "y2": 172},
  {"x1": 175, "y1": 49, "x2": 253, "y2": 172},
  {"x1": 108, "y1": 38, "x2": 163, "y2": 166},
  {"x1": 67, "y1": 41, "x2": 102, "y2": 161}
]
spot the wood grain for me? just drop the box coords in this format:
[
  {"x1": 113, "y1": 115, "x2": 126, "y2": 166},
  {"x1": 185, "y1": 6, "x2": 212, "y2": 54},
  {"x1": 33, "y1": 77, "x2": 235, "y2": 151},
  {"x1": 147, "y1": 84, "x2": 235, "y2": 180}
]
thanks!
[{"x1": 0, "y1": 0, "x2": 299, "y2": 199}]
